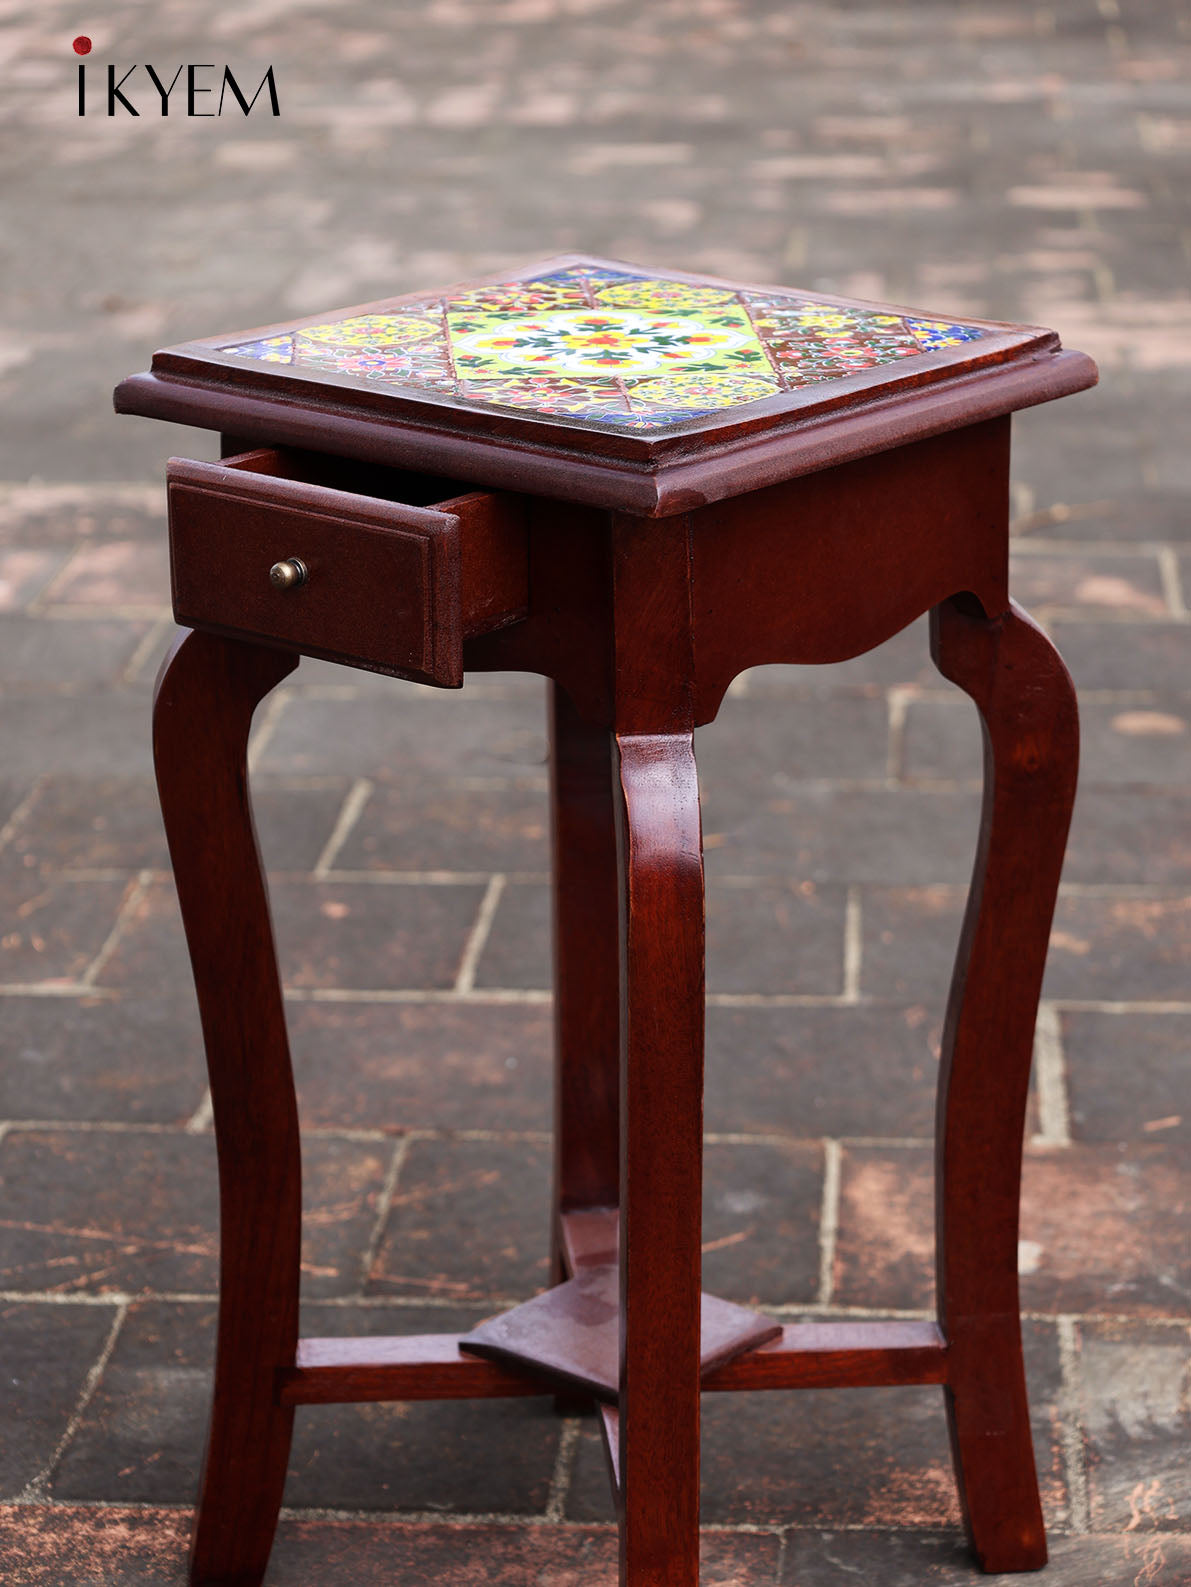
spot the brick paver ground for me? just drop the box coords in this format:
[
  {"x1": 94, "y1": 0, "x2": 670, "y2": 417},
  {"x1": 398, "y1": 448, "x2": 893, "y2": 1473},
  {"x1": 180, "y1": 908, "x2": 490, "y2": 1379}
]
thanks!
[{"x1": 1, "y1": 1, "x2": 1189, "y2": 1583}]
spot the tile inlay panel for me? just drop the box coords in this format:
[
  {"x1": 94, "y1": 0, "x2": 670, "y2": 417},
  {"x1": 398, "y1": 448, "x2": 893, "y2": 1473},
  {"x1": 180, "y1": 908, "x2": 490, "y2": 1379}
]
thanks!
[{"x1": 218, "y1": 263, "x2": 990, "y2": 432}]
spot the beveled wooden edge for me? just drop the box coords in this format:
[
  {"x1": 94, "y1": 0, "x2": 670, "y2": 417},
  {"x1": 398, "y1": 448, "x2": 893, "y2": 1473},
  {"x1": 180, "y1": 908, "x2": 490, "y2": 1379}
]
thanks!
[
  {"x1": 167, "y1": 454, "x2": 464, "y2": 536},
  {"x1": 701, "y1": 1321, "x2": 948, "y2": 1392},
  {"x1": 116, "y1": 346, "x2": 1096, "y2": 517},
  {"x1": 277, "y1": 1320, "x2": 948, "y2": 1406},
  {"x1": 145, "y1": 326, "x2": 1045, "y2": 462}
]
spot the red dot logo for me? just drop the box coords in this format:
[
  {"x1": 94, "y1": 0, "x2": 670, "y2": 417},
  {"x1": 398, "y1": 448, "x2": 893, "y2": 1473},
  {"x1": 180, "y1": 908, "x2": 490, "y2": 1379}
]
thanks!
[{"x1": 72, "y1": 36, "x2": 92, "y2": 55}]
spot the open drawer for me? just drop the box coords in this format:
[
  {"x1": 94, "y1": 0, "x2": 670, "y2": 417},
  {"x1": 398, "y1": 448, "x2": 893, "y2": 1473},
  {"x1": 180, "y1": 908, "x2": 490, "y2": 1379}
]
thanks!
[{"x1": 167, "y1": 448, "x2": 529, "y2": 688}]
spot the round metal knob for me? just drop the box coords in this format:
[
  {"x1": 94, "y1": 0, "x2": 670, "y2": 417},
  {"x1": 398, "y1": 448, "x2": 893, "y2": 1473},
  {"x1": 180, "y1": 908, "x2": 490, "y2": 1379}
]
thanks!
[{"x1": 269, "y1": 557, "x2": 308, "y2": 591}]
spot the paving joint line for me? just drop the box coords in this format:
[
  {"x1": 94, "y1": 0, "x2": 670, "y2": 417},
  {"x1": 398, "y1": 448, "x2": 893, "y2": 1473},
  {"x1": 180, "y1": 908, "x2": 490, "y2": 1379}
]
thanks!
[
  {"x1": 38, "y1": 602, "x2": 173, "y2": 622},
  {"x1": 543, "y1": 1417, "x2": 582, "y2": 1522},
  {"x1": 0, "y1": 984, "x2": 121, "y2": 999},
  {"x1": 0, "y1": 1122, "x2": 929, "y2": 1148},
  {"x1": 1031, "y1": 1002, "x2": 1073, "y2": 1149},
  {"x1": 184, "y1": 1090, "x2": 213, "y2": 1134},
  {"x1": 78, "y1": 869, "x2": 153, "y2": 987},
  {"x1": 2, "y1": 984, "x2": 1189, "y2": 1015},
  {"x1": 815, "y1": 1139, "x2": 842, "y2": 1307},
  {"x1": 841, "y1": 887, "x2": 862, "y2": 1003},
  {"x1": 1157, "y1": 545, "x2": 1188, "y2": 619},
  {"x1": 357, "y1": 1135, "x2": 415, "y2": 1291},
  {"x1": 1010, "y1": 536, "x2": 1172, "y2": 555},
  {"x1": 0, "y1": 1497, "x2": 1139, "y2": 1541},
  {"x1": 1024, "y1": 607, "x2": 1186, "y2": 626},
  {"x1": 305, "y1": 868, "x2": 531, "y2": 886},
  {"x1": 246, "y1": 686, "x2": 293, "y2": 772},
  {"x1": 14, "y1": 1301, "x2": 128, "y2": 1502},
  {"x1": 119, "y1": 614, "x2": 174, "y2": 686},
  {"x1": 453, "y1": 874, "x2": 507, "y2": 994},
  {"x1": 885, "y1": 685, "x2": 914, "y2": 783},
  {"x1": 3, "y1": 1287, "x2": 1191, "y2": 1330},
  {"x1": 1056, "y1": 1314, "x2": 1092, "y2": 1533},
  {"x1": 0, "y1": 776, "x2": 44, "y2": 859},
  {"x1": 281, "y1": 985, "x2": 553, "y2": 1006},
  {"x1": 312, "y1": 777, "x2": 374, "y2": 877},
  {"x1": 23, "y1": 540, "x2": 88, "y2": 617}
]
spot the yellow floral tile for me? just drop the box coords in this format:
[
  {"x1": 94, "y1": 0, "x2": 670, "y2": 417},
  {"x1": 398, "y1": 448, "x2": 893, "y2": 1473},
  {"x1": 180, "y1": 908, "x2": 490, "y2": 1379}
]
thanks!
[{"x1": 445, "y1": 304, "x2": 770, "y2": 380}]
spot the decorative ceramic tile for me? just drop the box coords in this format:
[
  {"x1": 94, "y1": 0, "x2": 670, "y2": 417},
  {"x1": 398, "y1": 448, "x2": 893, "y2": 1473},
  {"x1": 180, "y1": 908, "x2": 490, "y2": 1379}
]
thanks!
[{"x1": 219, "y1": 264, "x2": 990, "y2": 432}]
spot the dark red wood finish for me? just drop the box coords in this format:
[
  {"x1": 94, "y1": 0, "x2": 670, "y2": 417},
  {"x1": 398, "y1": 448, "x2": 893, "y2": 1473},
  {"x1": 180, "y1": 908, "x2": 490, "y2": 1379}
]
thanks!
[
  {"x1": 279, "y1": 1334, "x2": 551, "y2": 1406},
  {"x1": 168, "y1": 450, "x2": 527, "y2": 688},
  {"x1": 116, "y1": 254, "x2": 1096, "y2": 517},
  {"x1": 614, "y1": 730, "x2": 704, "y2": 1587},
  {"x1": 152, "y1": 631, "x2": 301, "y2": 1587},
  {"x1": 277, "y1": 1310, "x2": 949, "y2": 1406},
  {"x1": 130, "y1": 277, "x2": 1092, "y2": 1587},
  {"x1": 458, "y1": 1263, "x2": 780, "y2": 1401},
  {"x1": 930, "y1": 597, "x2": 1079, "y2": 1572},
  {"x1": 548, "y1": 682, "x2": 620, "y2": 1278}
]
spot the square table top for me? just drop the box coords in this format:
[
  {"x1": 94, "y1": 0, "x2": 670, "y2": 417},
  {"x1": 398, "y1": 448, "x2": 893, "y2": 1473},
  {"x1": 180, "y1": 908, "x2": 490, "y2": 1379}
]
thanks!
[{"x1": 115, "y1": 255, "x2": 1097, "y2": 516}]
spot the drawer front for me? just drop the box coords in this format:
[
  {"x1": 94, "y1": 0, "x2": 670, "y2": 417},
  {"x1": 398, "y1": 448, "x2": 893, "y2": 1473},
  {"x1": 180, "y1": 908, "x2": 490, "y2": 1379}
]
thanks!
[{"x1": 168, "y1": 453, "x2": 523, "y2": 687}]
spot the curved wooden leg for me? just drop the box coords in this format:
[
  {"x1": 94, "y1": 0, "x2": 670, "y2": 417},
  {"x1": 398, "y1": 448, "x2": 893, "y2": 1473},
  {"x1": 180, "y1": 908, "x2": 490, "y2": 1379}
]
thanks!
[
  {"x1": 614, "y1": 733, "x2": 704, "y2": 1587},
  {"x1": 930, "y1": 598, "x2": 1079, "y2": 1573},
  {"x1": 153, "y1": 629, "x2": 301, "y2": 1587}
]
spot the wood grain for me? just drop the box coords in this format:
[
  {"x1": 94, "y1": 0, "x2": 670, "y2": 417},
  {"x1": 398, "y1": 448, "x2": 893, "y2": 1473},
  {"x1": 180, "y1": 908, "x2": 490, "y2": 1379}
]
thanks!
[
  {"x1": 702, "y1": 1321, "x2": 948, "y2": 1392},
  {"x1": 689, "y1": 419, "x2": 1012, "y2": 720},
  {"x1": 549, "y1": 684, "x2": 620, "y2": 1280},
  {"x1": 930, "y1": 596, "x2": 1080, "y2": 1573},
  {"x1": 615, "y1": 732, "x2": 704, "y2": 1587},
  {"x1": 168, "y1": 452, "x2": 527, "y2": 688},
  {"x1": 280, "y1": 1334, "x2": 552, "y2": 1406},
  {"x1": 128, "y1": 279, "x2": 1095, "y2": 1579},
  {"x1": 153, "y1": 630, "x2": 301, "y2": 1587}
]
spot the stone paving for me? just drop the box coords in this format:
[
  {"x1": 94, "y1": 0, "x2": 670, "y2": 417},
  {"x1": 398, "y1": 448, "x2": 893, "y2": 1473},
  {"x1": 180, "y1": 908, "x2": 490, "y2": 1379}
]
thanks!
[{"x1": 1, "y1": 0, "x2": 1190, "y2": 1583}]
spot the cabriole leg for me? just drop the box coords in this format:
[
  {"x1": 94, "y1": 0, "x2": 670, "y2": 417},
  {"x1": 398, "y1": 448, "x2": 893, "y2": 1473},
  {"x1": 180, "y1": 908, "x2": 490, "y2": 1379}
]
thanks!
[
  {"x1": 931, "y1": 597, "x2": 1079, "y2": 1573},
  {"x1": 614, "y1": 732, "x2": 705, "y2": 1587},
  {"x1": 153, "y1": 629, "x2": 302, "y2": 1587}
]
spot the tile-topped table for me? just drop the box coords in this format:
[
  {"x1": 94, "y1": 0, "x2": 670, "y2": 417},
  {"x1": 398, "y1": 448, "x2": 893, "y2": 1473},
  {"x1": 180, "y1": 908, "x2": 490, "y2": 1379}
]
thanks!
[{"x1": 115, "y1": 256, "x2": 1096, "y2": 1587}]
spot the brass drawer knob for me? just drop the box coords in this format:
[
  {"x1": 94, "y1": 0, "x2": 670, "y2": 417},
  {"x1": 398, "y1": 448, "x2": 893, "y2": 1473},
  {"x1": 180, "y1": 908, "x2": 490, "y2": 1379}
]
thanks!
[{"x1": 269, "y1": 557, "x2": 308, "y2": 591}]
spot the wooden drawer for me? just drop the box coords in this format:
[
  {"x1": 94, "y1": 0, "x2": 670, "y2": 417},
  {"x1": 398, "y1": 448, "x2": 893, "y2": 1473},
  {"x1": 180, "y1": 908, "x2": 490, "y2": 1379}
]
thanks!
[{"x1": 167, "y1": 449, "x2": 528, "y2": 687}]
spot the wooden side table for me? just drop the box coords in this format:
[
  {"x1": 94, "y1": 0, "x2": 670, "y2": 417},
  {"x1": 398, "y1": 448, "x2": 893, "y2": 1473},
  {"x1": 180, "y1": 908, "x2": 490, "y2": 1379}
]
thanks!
[{"x1": 115, "y1": 256, "x2": 1096, "y2": 1587}]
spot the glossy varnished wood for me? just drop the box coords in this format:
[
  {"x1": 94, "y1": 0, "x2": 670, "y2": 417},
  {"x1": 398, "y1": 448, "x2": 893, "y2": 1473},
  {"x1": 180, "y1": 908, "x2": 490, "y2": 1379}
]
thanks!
[
  {"x1": 279, "y1": 1334, "x2": 552, "y2": 1405},
  {"x1": 127, "y1": 274, "x2": 1092, "y2": 1583},
  {"x1": 548, "y1": 683, "x2": 620, "y2": 1276},
  {"x1": 115, "y1": 254, "x2": 1097, "y2": 516},
  {"x1": 278, "y1": 1317, "x2": 948, "y2": 1408},
  {"x1": 459, "y1": 1261, "x2": 780, "y2": 1400},
  {"x1": 168, "y1": 449, "x2": 527, "y2": 687},
  {"x1": 703, "y1": 1321, "x2": 948, "y2": 1392},
  {"x1": 615, "y1": 732, "x2": 704, "y2": 1587},
  {"x1": 152, "y1": 630, "x2": 301, "y2": 1587},
  {"x1": 930, "y1": 596, "x2": 1080, "y2": 1573},
  {"x1": 688, "y1": 419, "x2": 1011, "y2": 718}
]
